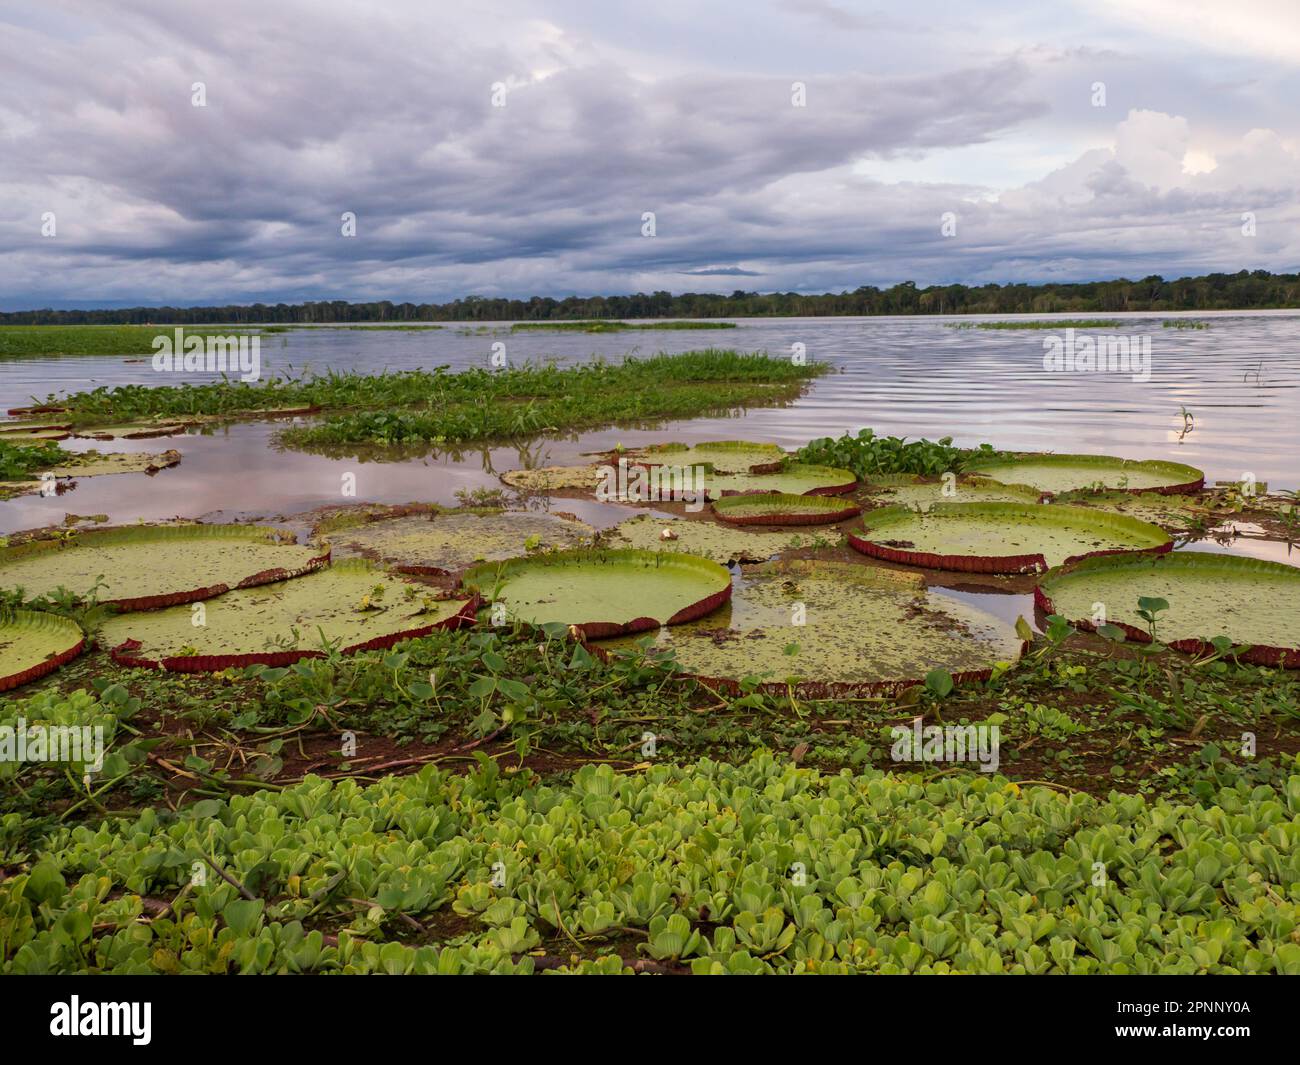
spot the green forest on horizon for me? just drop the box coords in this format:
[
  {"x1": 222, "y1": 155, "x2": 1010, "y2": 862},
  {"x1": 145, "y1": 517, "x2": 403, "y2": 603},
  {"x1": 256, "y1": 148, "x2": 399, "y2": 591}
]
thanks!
[{"x1": 3, "y1": 268, "x2": 1298, "y2": 325}]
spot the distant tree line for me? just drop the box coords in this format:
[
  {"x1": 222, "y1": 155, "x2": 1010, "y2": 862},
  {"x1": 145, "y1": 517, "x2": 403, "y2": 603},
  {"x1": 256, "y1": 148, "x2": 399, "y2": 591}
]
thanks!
[{"x1": 4, "y1": 269, "x2": 1298, "y2": 324}]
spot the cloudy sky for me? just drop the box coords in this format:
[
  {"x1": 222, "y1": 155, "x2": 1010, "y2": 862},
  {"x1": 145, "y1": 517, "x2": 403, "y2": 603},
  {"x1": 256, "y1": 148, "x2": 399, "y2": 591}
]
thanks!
[{"x1": 2, "y1": 0, "x2": 1298, "y2": 309}]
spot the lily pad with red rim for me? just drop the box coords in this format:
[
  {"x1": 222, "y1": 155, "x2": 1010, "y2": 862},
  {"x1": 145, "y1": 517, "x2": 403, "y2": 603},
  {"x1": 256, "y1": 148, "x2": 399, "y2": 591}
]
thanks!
[
  {"x1": 103, "y1": 559, "x2": 478, "y2": 672},
  {"x1": 962, "y1": 453, "x2": 1204, "y2": 496},
  {"x1": 460, "y1": 548, "x2": 732, "y2": 638},
  {"x1": 1035, "y1": 551, "x2": 1300, "y2": 666},
  {"x1": 711, "y1": 491, "x2": 862, "y2": 526},
  {"x1": 613, "y1": 440, "x2": 788, "y2": 474},
  {"x1": 595, "y1": 560, "x2": 1024, "y2": 696},
  {"x1": 848, "y1": 501, "x2": 1172, "y2": 574},
  {"x1": 0, "y1": 524, "x2": 330, "y2": 610},
  {"x1": 0, "y1": 609, "x2": 87, "y2": 692}
]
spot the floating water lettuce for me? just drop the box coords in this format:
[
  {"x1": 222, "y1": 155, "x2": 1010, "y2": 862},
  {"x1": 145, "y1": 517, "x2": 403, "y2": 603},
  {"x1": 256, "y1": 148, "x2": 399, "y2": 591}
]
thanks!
[
  {"x1": 317, "y1": 507, "x2": 594, "y2": 574},
  {"x1": 848, "y1": 502, "x2": 1171, "y2": 574},
  {"x1": 461, "y1": 548, "x2": 731, "y2": 638},
  {"x1": 104, "y1": 559, "x2": 477, "y2": 671},
  {"x1": 712, "y1": 492, "x2": 861, "y2": 526},
  {"x1": 0, "y1": 524, "x2": 329, "y2": 610},
  {"x1": 963, "y1": 453, "x2": 1204, "y2": 495},
  {"x1": 1036, "y1": 551, "x2": 1300, "y2": 666},
  {"x1": 0, "y1": 609, "x2": 87, "y2": 691},
  {"x1": 597, "y1": 560, "x2": 1023, "y2": 695}
]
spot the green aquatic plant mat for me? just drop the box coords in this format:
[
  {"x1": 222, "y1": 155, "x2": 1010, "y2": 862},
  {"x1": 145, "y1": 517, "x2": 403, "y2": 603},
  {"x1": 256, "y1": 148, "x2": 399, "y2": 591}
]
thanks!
[
  {"x1": 707, "y1": 463, "x2": 856, "y2": 499},
  {"x1": 863, "y1": 475, "x2": 1043, "y2": 510},
  {"x1": 1036, "y1": 551, "x2": 1300, "y2": 667},
  {"x1": 104, "y1": 559, "x2": 477, "y2": 671},
  {"x1": 711, "y1": 491, "x2": 861, "y2": 526},
  {"x1": 8, "y1": 750, "x2": 1300, "y2": 974},
  {"x1": 597, "y1": 560, "x2": 1023, "y2": 696},
  {"x1": 0, "y1": 524, "x2": 329, "y2": 610},
  {"x1": 461, "y1": 548, "x2": 731, "y2": 638},
  {"x1": 848, "y1": 502, "x2": 1171, "y2": 574},
  {"x1": 599, "y1": 514, "x2": 838, "y2": 563},
  {"x1": 319, "y1": 508, "x2": 594, "y2": 574},
  {"x1": 500, "y1": 466, "x2": 604, "y2": 492},
  {"x1": 963, "y1": 453, "x2": 1204, "y2": 495},
  {"x1": 615, "y1": 440, "x2": 787, "y2": 474},
  {"x1": 0, "y1": 609, "x2": 87, "y2": 691}
]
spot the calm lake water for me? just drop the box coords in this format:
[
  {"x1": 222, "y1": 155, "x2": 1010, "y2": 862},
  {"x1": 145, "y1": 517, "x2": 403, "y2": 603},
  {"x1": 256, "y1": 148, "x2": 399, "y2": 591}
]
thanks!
[{"x1": 2, "y1": 312, "x2": 1298, "y2": 535}]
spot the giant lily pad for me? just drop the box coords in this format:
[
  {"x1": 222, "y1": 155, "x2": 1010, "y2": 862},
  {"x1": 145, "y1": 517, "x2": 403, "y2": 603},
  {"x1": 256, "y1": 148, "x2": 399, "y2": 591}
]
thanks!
[
  {"x1": 597, "y1": 560, "x2": 1023, "y2": 696},
  {"x1": 71, "y1": 422, "x2": 191, "y2": 441},
  {"x1": 500, "y1": 465, "x2": 605, "y2": 492},
  {"x1": 863, "y1": 475, "x2": 1043, "y2": 510},
  {"x1": 461, "y1": 548, "x2": 731, "y2": 638},
  {"x1": 0, "y1": 524, "x2": 329, "y2": 610},
  {"x1": 104, "y1": 560, "x2": 477, "y2": 671},
  {"x1": 848, "y1": 502, "x2": 1171, "y2": 574},
  {"x1": 712, "y1": 492, "x2": 861, "y2": 526},
  {"x1": 0, "y1": 429, "x2": 69, "y2": 443},
  {"x1": 614, "y1": 440, "x2": 788, "y2": 474},
  {"x1": 0, "y1": 609, "x2": 87, "y2": 692},
  {"x1": 319, "y1": 508, "x2": 594, "y2": 574},
  {"x1": 599, "y1": 514, "x2": 838, "y2": 563},
  {"x1": 964, "y1": 454, "x2": 1204, "y2": 495},
  {"x1": 1036, "y1": 552, "x2": 1300, "y2": 666}
]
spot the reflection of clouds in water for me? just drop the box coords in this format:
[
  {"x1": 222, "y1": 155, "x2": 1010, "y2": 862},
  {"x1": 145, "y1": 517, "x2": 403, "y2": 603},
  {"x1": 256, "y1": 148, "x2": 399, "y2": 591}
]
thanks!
[{"x1": 3, "y1": 316, "x2": 1298, "y2": 534}]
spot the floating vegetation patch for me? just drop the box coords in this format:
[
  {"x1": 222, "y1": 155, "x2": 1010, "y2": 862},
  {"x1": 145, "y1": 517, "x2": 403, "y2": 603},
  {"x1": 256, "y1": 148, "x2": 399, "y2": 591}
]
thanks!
[
  {"x1": 598, "y1": 514, "x2": 834, "y2": 563},
  {"x1": 0, "y1": 524, "x2": 328, "y2": 610},
  {"x1": 862, "y1": 475, "x2": 1043, "y2": 511},
  {"x1": 461, "y1": 548, "x2": 731, "y2": 638},
  {"x1": 499, "y1": 466, "x2": 604, "y2": 492},
  {"x1": 712, "y1": 492, "x2": 861, "y2": 526},
  {"x1": 598, "y1": 560, "x2": 1022, "y2": 696},
  {"x1": 104, "y1": 560, "x2": 477, "y2": 671},
  {"x1": 319, "y1": 508, "x2": 594, "y2": 574},
  {"x1": 964, "y1": 453, "x2": 1204, "y2": 495},
  {"x1": 0, "y1": 429, "x2": 69, "y2": 444},
  {"x1": 1036, "y1": 552, "x2": 1300, "y2": 667},
  {"x1": 0, "y1": 609, "x2": 87, "y2": 692},
  {"x1": 848, "y1": 502, "x2": 1171, "y2": 574},
  {"x1": 613, "y1": 440, "x2": 787, "y2": 474}
]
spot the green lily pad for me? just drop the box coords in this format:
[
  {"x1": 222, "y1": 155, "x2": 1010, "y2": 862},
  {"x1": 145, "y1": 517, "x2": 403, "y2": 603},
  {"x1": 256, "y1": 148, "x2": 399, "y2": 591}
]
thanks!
[
  {"x1": 0, "y1": 429, "x2": 69, "y2": 443},
  {"x1": 0, "y1": 421, "x2": 71, "y2": 435},
  {"x1": 71, "y1": 422, "x2": 190, "y2": 441},
  {"x1": 0, "y1": 524, "x2": 329, "y2": 610},
  {"x1": 707, "y1": 463, "x2": 856, "y2": 499},
  {"x1": 42, "y1": 450, "x2": 182, "y2": 478},
  {"x1": 964, "y1": 453, "x2": 1204, "y2": 495},
  {"x1": 1036, "y1": 551, "x2": 1300, "y2": 666},
  {"x1": 712, "y1": 492, "x2": 862, "y2": 526},
  {"x1": 617, "y1": 440, "x2": 787, "y2": 473},
  {"x1": 500, "y1": 466, "x2": 604, "y2": 492},
  {"x1": 103, "y1": 559, "x2": 475, "y2": 670},
  {"x1": 599, "y1": 514, "x2": 837, "y2": 563},
  {"x1": 849, "y1": 502, "x2": 1171, "y2": 574},
  {"x1": 0, "y1": 609, "x2": 87, "y2": 692},
  {"x1": 461, "y1": 548, "x2": 732, "y2": 638},
  {"x1": 320, "y1": 509, "x2": 594, "y2": 573},
  {"x1": 863, "y1": 475, "x2": 1043, "y2": 510},
  {"x1": 598, "y1": 560, "x2": 1022, "y2": 695},
  {"x1": 1055, "y1": 489, "x2": 1213, "y2": 529}
]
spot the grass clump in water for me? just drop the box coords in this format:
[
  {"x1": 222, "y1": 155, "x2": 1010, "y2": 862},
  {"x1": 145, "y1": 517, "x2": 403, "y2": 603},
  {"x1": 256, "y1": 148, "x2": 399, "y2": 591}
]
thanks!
[{"x1": 0, "y1": 325, "x2": 271, "y2": 360}]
